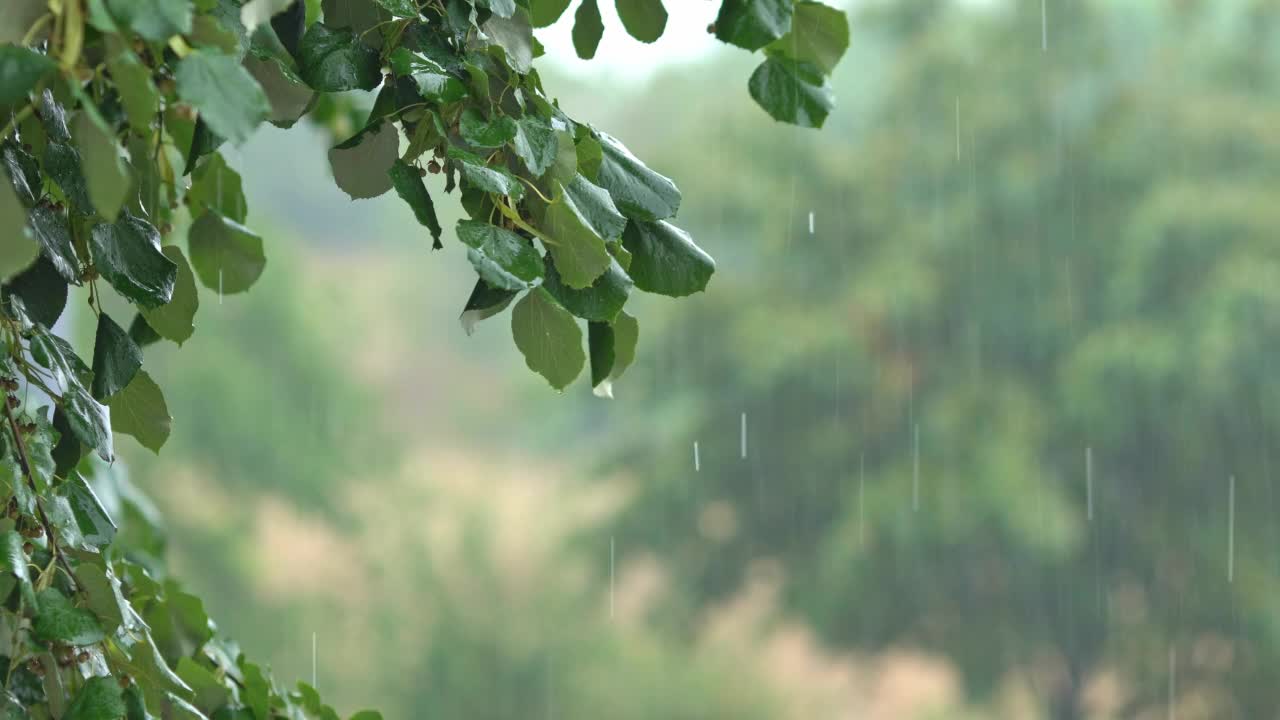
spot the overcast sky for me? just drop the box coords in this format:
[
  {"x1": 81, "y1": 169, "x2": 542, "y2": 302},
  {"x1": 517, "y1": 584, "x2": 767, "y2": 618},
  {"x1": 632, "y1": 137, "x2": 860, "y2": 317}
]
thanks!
[{"x1": 534, "y1": 1, "x2": 723, "y2": 80}]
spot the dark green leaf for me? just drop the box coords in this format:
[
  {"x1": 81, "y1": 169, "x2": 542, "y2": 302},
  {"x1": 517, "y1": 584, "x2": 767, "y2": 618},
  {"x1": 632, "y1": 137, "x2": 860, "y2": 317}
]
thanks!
[
  {"x1": 176, "y1": 658, "x2": 229, "y2": 714},
  {"x1": 139, "y1": 245, "x2": 199, "y2": 345},
  {"x1": 592, "y1": 131, "x2": 680, "y2": 221},
  {"x1": 187, "y1": 211, "x2": 266, "y2": 294},
  {"x1": 108, "y1": 370, "x2": 172, "y2": 453},
  {"x1": 563, "y1": 173, "x2": 626, "y2": 241},
  {"x1": 63, "y1": 473, "x2": 117, "y2": 548},
  {"x1": 457, "y1": 220, "x2": 544, "y2": 290},
  {"x1": 510, "y1": 115, "x2": 558, "y2": 177},
  {"x1": 105, "y1": 0, "x2": 193, "y2": 41},
  {"x1": 714, "y1": 0, "x2": 792, "y2": 51},
  {"x1": 572, "y1": 0, "x2": 603, "y2": 60},
  {"x1": 544, "y1": 256, "x2": 631, "y2": 322},
  {"x1": 459, "y1": 279, "x2": 516, "y2": 335},
  {"x1": 64, "y1": 386, "x2": 114, "y2": 462},
  {"x1": 460, "y1": 109, "x2": 517, "y2": 148},
  {"x1": 43, "y1": 141, "x2": 93, "y2": 214},
  {"x1": 2, "y1": 142, "x2": 42, "y2": 206},
  {"x1": 388, "y1": 160, "x2": 443, "y2": 248},
  {"x1": 128, "y1": 313, "x2": 163, "y2": 348},
  {"x1": 64, "y1": 675, "x2": 126, "y2": 720},
  {"x1": 541, "y1": 180, "x2": 612, "y2": 289},
  {"x1": 615, "y1": 0, "x2": 666, "y2": 43},
  {"x1": 176, "y1": 50, "x2": 271, "y2": 144},
  {"x1": 747, "y1": 56, "x2": 833, "y2": 128},
  {"x1": 188, "y1": 152, "x2": 247, "y2": 222},
  {"x1": 91, "y1": 312, "x2": 142, "y2": 400},
  {"x1": 447, "y1": 147, "x2": 525, "y2": 200},
  {"x1": 3, "y1": 254, "x2": 67, "y2": 326},
  {"x1": 484, "y1": 8, "x2": 534, "y2": 74},
  {"x1": 33, "y1": 588, "x2": 106, "y2": 645},
  {"x1": 530, "y1": 0, "x2": 572, "y2": 27},
  {"x1": 90, "y1": 211, "x2": 179, "y2": 308},
  {"x1": 329, "y1": 122, "x2": 399, "y2": 200},
  {"x1": 77, "y1": 563, "x2": 128, "y2": 634},
  {"x1": 298, "y1": 23, "x2": 382, "y2": 92},
  {"x1": 622, "y1": 219, "x2": 714, "y2": 297},
  {"x1": 511, "y1": 287, "x2": 584, "y2": 390},
  {"x1": 765, "y1": 1, "x2": 848, "y2": 74},
  {"x1": 26, "y1": 204, "x2": 80, "y2": 283},
  {"x1": 0, "y1": 47, "x2": 55, "y2": 107}
]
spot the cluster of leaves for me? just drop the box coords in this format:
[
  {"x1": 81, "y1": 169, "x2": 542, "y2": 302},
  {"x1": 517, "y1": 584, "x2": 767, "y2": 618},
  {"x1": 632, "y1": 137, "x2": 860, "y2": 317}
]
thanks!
[{"x1": 0, "y1": 0, "x2": 848, "y2": 716}]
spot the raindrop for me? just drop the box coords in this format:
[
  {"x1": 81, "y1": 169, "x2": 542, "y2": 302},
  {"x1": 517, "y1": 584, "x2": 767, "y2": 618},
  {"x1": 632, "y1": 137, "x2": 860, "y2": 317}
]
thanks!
[
  {"x1": 1228, "y1": 475, "x2": 1235, "y2": 583},
  {"x1": 739, "y1": 412, "x2": 747, "y2": 459},
  {"x1": 609, "y1": 535, "x2": 615, "y2": 619},
  {"x1": 219, "y1": 268, "x2": 224, "y2": 305},
  {"x1": 808, "y1": 211, "x2": 815, "y2": 235},
  {"x1": 955, "y1": 97, "x2": 961, "y2": 161},
  {"x1": 1041, "y1": 0, "x2": 1048, "y2": 51},
  {"x1": 1168, "y1": 645, "x2": 1177, "y2": 720},
  {"x1": 859, "y1": 453, "x2": 866, "y2": 546},
  {"x1": 694, "y1": 441, "x2": 701, "y2": 472},
  {"x1": 912, "y1": 423, "x2": 920, "y2": 511},
  {"x1": 1086, "y1": 446, "x2": 1094, "y2": 521}
]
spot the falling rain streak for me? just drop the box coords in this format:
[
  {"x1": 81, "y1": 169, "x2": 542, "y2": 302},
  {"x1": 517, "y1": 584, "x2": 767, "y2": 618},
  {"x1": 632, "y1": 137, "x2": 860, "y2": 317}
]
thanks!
[
  {"x1": 912, "y1": 423, "x2": 920, "y2": 511},
  {"x1": 859, "y1": 454, "x2": 866, "y2": 545},
  {"x1": 1168, "y1": 646, "x2": 1177, "y2": 720},
  {"x1": 1086, "y1": 446, "x2": 1094, "y2": 521},
  {"x1": 808, "y1": 211, "x2": 815, "y2": 235},
  {"x1": 955, "y1": 97, "x2": 961, "y2": 160},
  {"x1": 609, "y1": 536, "x2": 615, "y2": 619},
  {"x1": 693, "y1": 441, "x2": 701, "y2": 472},
  {"x1": 1228, "y1": 476, "x2": 1235, "y2": 583},
  {"x1": 740, "y1": 413, "x2": 747, "y2": 459},
  {"x1": 1041, "y1": 0, "x2": 1048, "y2": 51}
]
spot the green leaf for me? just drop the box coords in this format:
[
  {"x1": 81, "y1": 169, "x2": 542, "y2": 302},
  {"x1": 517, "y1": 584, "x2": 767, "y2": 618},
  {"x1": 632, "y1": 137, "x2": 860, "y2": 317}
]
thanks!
[
  {"x1": 64, "y1": 675, "x2": 126, "y2": 720},
  {"x1": 0, "y1": 184, "x2": 36, "y2": 282},
  {"x1": 105, "y1": 43, "x2": 160, "y2": 135},
  {"x1": 460, "y1": 109, "x2": 517, "y2": 149},
  {"x1": 43, "y1": 141, "x2": 93, "y2": 213},
  {"x1": 140, "y1": 245, "x2": 200, "y2": 345},
  {"x1": 622, "y1": 219, "x2": 714, "y2": 296},
  {"x1": 511, "y1": 287, "x2": 584, "y2": 390},
  {"x1": 77, "y1": 564, "x2": 128, "y2": 634},
  {"x1": 176, "y1": 657, "x2": 230, "y2": 714},
  {"x1": 91, "y1": 312, "x2": 142, "y2": 400},
  {"x1": 484, "y1": 7, "x2": 534, "y2": 74},
  {"x1": 0, "y1": 47, "x2": 55, "y2": 107},
  {"x1": 747, "y1": 56, "x2": 833, "y2": 128},
  {"x1": 459, "y1": 279, "x2": 517, "y2": 335},
  {"x1": 349, "y1": 712, "x2": 383, "y2": 720},
  {"x1": 592, "y1": 131, "x2": 680, "y2": 221},
  {"x1": 329, "y1": 122, "x2": 399, "y2": 200},
  {"x1": 572, "y1": 0, "x2": 603, "y2": 60},
  {"x1": 563, "y1": 173, "x2": 626, "y2": 241},
  {"x1": 105, "y1": 0, "x2": 193, "y2": 41},
  {"x1": 457, "y1": 220, "x2": 544, "y2": 291},
  {"x1": 64, "y1": 386, "x2": 114, "y2": 462},
  {"x1": 27, "y1": 204, "x2": 80, "y2": 283},
  {"x1": 89, "y1": 211, "x2": 178, "y2": 308},
  {"x1": 529, "y1": 0, "x2": 572, "y2": 27},
  {"x1": 244, "y1": 54, "x2": 315, "y2": 128},
  {"x1": 63, "y1": 473, "x2": 117, "y2": 548},
  {"x1": 188, "y1": 152, "x2": 247, "y2": 222},
  {"x1": 2, "y1": 142, "x2": 42, "y2": 206},
  {"x1": 0, "y1": 531, "x2": 30, "y2": 587},
  {"x1": 510, "y1": 116, "x2": 558, "y2": 177},
  {"x1": 388, "y1": 160, "x2": 444, "y2": 248},
  {"x1": 34, "y1": 588, "x2": 106, "y2": 645},
  {"x1": 108, "y1": 370, "x2": 172, "y2": 453},
  {"x1": 541, "y1": 180, "x2": 612, "y2": 289},
  {"x1": 176, "y1": 50, "x2": 270, "y2": 144},
  {"x1": 387, "y1": 48, "x2": 468, "y2": 102},
  {"x1": 187, "y1": 211, "x2": 266, "y2": 294},
  {"x1": 447, "y1": 147, "x2": 525, "y2": 200},
  {"x1": 714, "y1": 0, "x2": 792, "y2": 51},
  {"x1": 765, "y1": 1, "x2": 848, "y2": 74},
  {"x1": 298, "y1": 23, "x2": 382, "y2": 92},
  {"x1": 4, "y1": 255, "x2": 68, "y2": 326},
  {"x1": 615, "y1": 0, "x2": 666, "y2": 43},
  {"x1": 71, "y1": 110, "x2": 130, "y2": 222},
  {"x1": 544, "y1": 256, "x2": 631, "y2": 322}
]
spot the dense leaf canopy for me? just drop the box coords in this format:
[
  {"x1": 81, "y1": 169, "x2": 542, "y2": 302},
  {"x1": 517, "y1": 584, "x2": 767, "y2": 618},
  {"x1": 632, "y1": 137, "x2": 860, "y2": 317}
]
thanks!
[{"x1": 0, "y1": 0, "x2": 849, "y2": 717}]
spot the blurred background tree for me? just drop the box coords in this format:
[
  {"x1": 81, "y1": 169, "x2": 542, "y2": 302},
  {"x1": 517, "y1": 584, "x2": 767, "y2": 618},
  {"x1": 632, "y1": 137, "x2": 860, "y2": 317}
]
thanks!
[{"x1": 113, "y1": 0, "x2": 1280, "y2": 718}]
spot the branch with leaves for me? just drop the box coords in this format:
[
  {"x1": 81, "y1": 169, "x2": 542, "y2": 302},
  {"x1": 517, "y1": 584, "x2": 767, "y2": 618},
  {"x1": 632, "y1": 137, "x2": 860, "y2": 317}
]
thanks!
[{"x1": 0, "y1": 0, "x2": 848, "y2": 716}]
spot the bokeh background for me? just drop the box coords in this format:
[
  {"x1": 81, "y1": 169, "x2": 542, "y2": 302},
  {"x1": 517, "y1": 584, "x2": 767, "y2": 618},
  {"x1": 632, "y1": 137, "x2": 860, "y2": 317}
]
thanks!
[{"x1": 97, "y1": 0, "x2": 1280, "y2": 717}]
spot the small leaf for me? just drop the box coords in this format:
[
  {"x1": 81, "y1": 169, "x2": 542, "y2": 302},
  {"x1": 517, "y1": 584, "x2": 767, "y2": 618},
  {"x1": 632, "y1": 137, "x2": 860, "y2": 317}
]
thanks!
[
  {"x1": 43, "y1": 141, "x2": 93, "y2": 213},
  {"x1": 447, "y1": 147, "x2": 525, "y2": 200},
  {"x1": 176, "y1": 50, "x2": 270, "y2": 145},
  {"x1": 245, "y1": 54, "x2": 315, "y2": 128},
  {"x1": 0, "y1": 46, "x2": 55, "y2": 107},
  {"x1": 615, "y1": 0, "x2": 666, "y2": 43},
  {"x1": 188, "y1": 152, "x2": 247, "y2": 222},
  {"x1": 140, "y1": 245, "x2": 200, "y2": 345},
  {"x1": 108, "y1": 370, "x2": 172, "y2": 453},
  {"x1": 298, "y1": 23, "x2": 382, "y2": 92},
  {"x1": 457, "y1": 220, "x2": 544, "y2": 290},
  {"x1": 543, "y1": 256, "x2": 631, "y2": 322},
  {"x1": 510, "y1": 115, "x2": 558, "y2": 177},
  {"x1": 77, "y1": 564, "x2": 128, "y2": 634},
  {"x1": 460, "y1": 109, "x2": 517, "y2": 149},
  {"x1": 530, "y1": 0, "x2": 572, "y2": 27},
  {"x1": 714, "y1": 0, "x2": 792, "y2": 51},
  {"x1": 459, "y1": 279, "x2": 516, "y2": 335},
  {"x1": 593, "y1": 131, "x2": 680, "y2": 221},
  {"x1": 511, "y1": 287, "x2": 584, "y2": 390},
  {"x1": 105, "y1": 42, "x2": 160, "y2": 134},
  {"x1": 34, "y1": 587, "x2": 106, "y2": 645},
  {"x1": 91, "y1": 312, "x2": 142, "y2": 400},
  {"x1": 388, "y1": 159, "x2": 443, "y2": 248},
  {"x1": 748, "y1": 56, "x2": 834, "y2": 128},
  {"x1": 64, "y1": 386, "x2": 114, "y2": 462},
  {"x1": 90, "y1": 211, "x2": 178, "y2": 308},
  {"x1": 63, "y1": 473, "x2": 117, "y2": 548},
  {"x1": 541, "y1": 181, "x2": 612, "y2": 289},
  {"x1": 329, "y1": 122, "x2": 399, "y2": 200},
  {"x1": 105, "y1": 0, "x2": 193, "y2": 41},
  {"x1": 484, "y1": 7, "x2": 534, "y2": 74},
  {"x1": 622, "y1": 220, "x2": 714, "y2": 297},
  {"x1": 2, "y1": 141, "x2": 42, "y2": 206},
  {"x1": 26, "y1": 204, "x2": 79, "y2": 283},
  {"x1": 765, "y1": 1, "x2": 849, "y2": 75},
  {"x1": 71, "y1": 110, "x2": 130, "y2": 221},
  {"x1": 3, "y1": 255, "x2": 68, "y2": 326},
  {"x1": 64, "y1": 675, "x2": 125, "y2": 720},
  {"x1": 572, "y1": 0, "x2": 603, "y2": 60},
  {"x1": 187, "y1": 211, "x2": 266, "y2": 294}
]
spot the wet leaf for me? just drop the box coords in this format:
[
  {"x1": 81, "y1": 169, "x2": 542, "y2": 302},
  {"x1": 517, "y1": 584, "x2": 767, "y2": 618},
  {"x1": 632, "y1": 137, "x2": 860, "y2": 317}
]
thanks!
[
  {"x1": 187, "y1": 211, "x2": 266, "y2": 294},
  {"x1": 511, "y1": 287, "x2": 584, "y2": 390}
]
